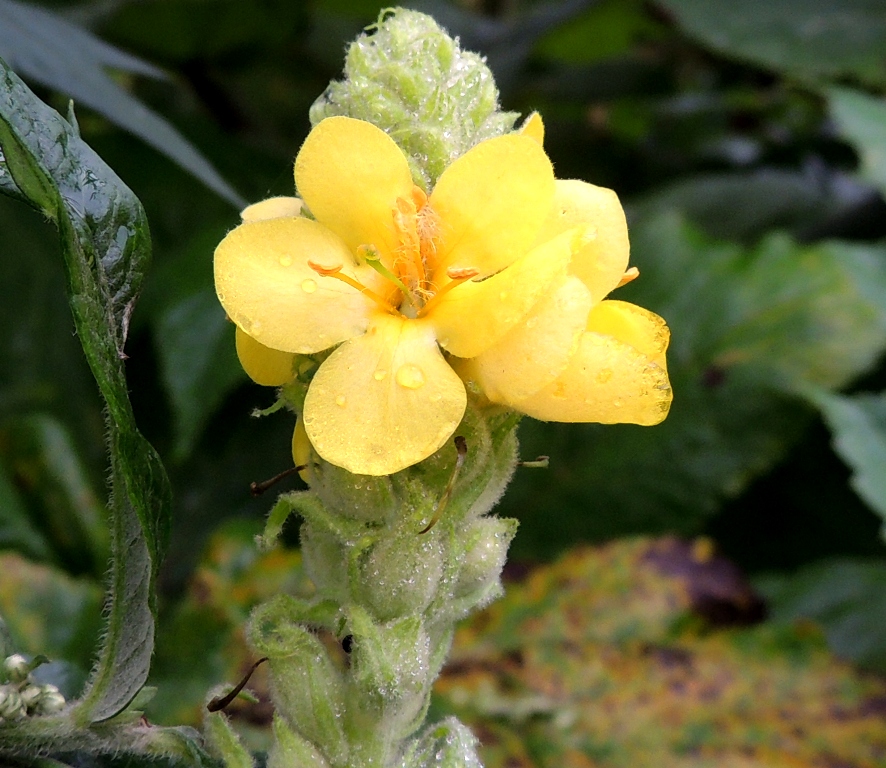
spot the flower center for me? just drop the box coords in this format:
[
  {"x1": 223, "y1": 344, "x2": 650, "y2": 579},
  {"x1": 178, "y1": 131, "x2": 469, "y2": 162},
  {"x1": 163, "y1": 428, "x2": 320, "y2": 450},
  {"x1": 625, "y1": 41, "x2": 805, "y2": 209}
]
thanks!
[{"x1": 308, "y1": 185, "x2": 478, "y2": 319}]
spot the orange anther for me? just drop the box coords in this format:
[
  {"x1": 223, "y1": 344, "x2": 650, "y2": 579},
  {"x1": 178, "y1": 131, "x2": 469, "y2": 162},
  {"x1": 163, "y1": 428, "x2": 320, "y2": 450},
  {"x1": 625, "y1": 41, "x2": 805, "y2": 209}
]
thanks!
[{"x1": 617, "y1": 267, "x2": 639, "y2": 287}]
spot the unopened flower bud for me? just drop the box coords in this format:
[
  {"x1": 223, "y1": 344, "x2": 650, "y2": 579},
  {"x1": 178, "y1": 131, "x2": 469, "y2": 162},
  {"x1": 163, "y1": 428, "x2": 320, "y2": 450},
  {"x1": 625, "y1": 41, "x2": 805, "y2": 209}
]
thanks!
[
  {"x1": 19, "y1": 684, "x2": 42, "y2": 710},
  {"x1": 3, "y1": 654, "x2": 29, "y2": 684},
  {"x1": 0, "y1": 687, "x2": 24, "y2": 720},
  {"x1": 36, "y1": 686, "x2": 66, "y2": 715},
  {"x1": 452, "y1": 516, "x2": 517, "y2": 602}
]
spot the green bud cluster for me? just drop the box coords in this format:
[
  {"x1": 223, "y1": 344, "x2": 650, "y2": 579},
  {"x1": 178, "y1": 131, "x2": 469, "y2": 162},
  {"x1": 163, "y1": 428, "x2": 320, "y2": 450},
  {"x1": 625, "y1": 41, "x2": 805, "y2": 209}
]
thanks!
[
  {"x1": 0, "y1": 654, "x2": 66, "y2": 724},
  {"x1": 309, "y1": 8, "x2": 518, "y2": 191},
  {"x1": 249, "y1": 402, "x2": 519, "y2": 767}
]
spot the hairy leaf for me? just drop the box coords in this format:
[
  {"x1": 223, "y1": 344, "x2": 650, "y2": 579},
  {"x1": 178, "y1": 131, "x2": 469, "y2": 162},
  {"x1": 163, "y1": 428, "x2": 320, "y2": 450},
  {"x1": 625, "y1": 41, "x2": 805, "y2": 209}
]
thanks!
[{"x1": 0, "y1": 58, "x2": 171, "y2": 724}]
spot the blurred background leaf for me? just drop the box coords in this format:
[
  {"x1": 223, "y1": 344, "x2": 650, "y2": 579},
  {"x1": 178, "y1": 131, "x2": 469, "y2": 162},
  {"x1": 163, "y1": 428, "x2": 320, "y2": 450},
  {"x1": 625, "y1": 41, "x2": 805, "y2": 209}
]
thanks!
[
  {"x1": 0, "y1": 0, "x2": 244, "y2": 206},
  {"x1": 659, "y1": 0, "x2": 886, "y2": 87}
]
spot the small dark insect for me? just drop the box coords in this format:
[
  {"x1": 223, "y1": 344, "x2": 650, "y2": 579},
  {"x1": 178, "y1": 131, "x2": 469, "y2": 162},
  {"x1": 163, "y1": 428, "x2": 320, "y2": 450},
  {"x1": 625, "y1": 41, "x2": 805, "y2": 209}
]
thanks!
[{"x1": 341, "y1": 634, "x2": 354, "y2": 654}]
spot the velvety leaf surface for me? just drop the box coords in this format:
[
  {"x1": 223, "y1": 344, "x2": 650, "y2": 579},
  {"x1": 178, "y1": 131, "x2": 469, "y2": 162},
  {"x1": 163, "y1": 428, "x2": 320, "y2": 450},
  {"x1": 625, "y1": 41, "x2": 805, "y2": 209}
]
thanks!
[{"x1": 0, "y1": 59, "x2": 171, "y2": 724}]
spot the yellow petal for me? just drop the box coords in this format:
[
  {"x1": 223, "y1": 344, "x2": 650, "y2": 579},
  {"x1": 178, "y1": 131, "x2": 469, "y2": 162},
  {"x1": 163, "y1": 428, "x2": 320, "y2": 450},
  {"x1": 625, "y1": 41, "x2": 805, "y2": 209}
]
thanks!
[
  {"x1": 302, "y1": 315, "x2": 467, "y2": 476},
  {"x1": 294, "y1": 116, "x2": 413, "y2": 261},
  {"x1": 466, "y1": 276, "x2": 592, "y2": 403},
  {"x1": 429, "y1": 133, "x2": 555, "y2": 278},
  {"x1": 519, "y1": 112, "x2": 544, "y2": 145},
  {"x1": 516, "y1": 331, "x2": 672, "y2": 425},
  {"x1": 240, "y1": 196, "x2": 303, "y2": 222},
  {"x1": 235, "y1": 326, "x2": 295, "y2": 386},
  {"x1": 586, "y1": 299, "x2": 669, "y2": 368},
  {"x1": 291, "y1": 418, "x2": 314, "y2": 485},
  {"x1": 536, "y1": 179, "x2": 630, "y2": 302},
  {"x1": 429, "y1": 228, "x2": 579, "y2": 359},
  {"x1": 215, "y1": 216, "x2": 376, "y2": 354}
]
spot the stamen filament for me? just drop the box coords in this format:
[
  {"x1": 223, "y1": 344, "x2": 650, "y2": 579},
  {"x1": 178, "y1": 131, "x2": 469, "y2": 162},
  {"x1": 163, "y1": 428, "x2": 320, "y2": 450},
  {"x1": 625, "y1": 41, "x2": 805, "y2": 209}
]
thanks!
[
  {"x1": 416, "y1": 267, "x2": 480, "y2": 318},
  {"x1": 308, "y1": 261, "x2": 397, "y2": 313},
  {"x1": 618, "y1": 267, "x2": 640, "y2": 287}
]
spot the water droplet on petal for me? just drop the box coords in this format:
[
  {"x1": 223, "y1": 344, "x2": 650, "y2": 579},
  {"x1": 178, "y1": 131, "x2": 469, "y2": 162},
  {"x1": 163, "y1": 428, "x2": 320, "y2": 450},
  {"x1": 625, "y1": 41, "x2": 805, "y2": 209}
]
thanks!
[
  {"x1": 499, "y1": 291, "x2": 508, "y2": 301},
  {"x1": 217, "y1": 292, "x2": 226, "y2": 302},
  {"x1": 429, "y1": 392, "x2": 442, "y2": 403},
  {"x1": 373, "y1": 369, "x2": 388, "y2": 381},
  {"x1": 396, "y1": 364, "x2": 426, "y2": 389},
  {"x1": 279, "y1": 254, "x2": 293, "y2": 267},
  {"x1": 301, "y1": 279, "x2": 317, "y2": 293},
  {"x1": 613, "y1": 398, "x2": 624, "y2": 408},
  {"x1": 252, "y1": 320, "x2": 262, "y2": 334},
  {"x1": 596, "y1": 368, "x2": 613, "y2": 383},
  {"x1": 335, "y1": 395, "x2": 346, "y2": 407},
  {"x1": 526, "y1": 317, "x2": 537, "y2": 328}
]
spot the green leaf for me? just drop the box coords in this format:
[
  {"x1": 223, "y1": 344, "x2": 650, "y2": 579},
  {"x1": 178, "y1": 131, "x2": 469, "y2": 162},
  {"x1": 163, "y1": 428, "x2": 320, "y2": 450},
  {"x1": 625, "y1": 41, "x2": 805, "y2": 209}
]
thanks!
[
  {"x1": 155, "y1": 288, "x2": 244, "y2": 461},
  {"x1": 0, "y1": 414, "x2": 107, "y2": 575},
  {"x1": 0, "y1": 552, "x2": 103, "y2": 674},
  {"x1": 503, "y1": 215, "x2": 886, "y2": 554},
  {"x1": 761, "y1": 558, "x2": 886, "y2": 671},
  {"x1": 631, "y1": 169, "x2": 840, "y2": 243},
  {"x1": 828, "y1": 87, "x2": 886, "y2": 200},
  {"x1": 810, "y1": 390, "x2": 886, "y2": 532},
  {"x1": 0, "y1": 58, "x2": 171, "y2": 723},
  {"x1": 0, "y1": 459, "x2": 51, "y2": 560},
  {"x1": 659, "y1": 0, "x2": 886, "y2": 87},
  {"x1": 0, "y1": 0, "x2": 245, "y2": 208}
]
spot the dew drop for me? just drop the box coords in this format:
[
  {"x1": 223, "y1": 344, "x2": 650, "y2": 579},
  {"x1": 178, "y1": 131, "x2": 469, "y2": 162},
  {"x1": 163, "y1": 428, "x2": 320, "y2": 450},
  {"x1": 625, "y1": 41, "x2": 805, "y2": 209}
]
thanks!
[
  {"x1": 526, "y1": 317, "x2": 537, "y2": 328},
  {"x1": 396, "y1": 364, "x2": 426, "y2": 389},
  {"x1": 429, "y1": 392, "x2": 442, "y2": 403},
  {"x1": 613, "y1": 398, "x2": 624, "y2": 408},
  {"x1": 252, "y1": 320, "x2": 262, "y2": 334},
  {"x1": 373, "y1": 369, "x2": 388, "y2": 381},
  {"x1": 279, "y1": 254, "x2": 293, "y2": 267},
  {"x1": 596, "y1": 368, "x2": 613, "y2": 383},
  {"x1": 217, "y1": 291, "x2": 226, "y2": 302},
  {"x1": 335, "y1": 395, "x2": 347, "y2": 407},
  {"x1": 499, "y1": 291, "x2": 508, "y2": 301},
  {"x1": 301, "y1": 279, "x2": 317, "y2": 294}
]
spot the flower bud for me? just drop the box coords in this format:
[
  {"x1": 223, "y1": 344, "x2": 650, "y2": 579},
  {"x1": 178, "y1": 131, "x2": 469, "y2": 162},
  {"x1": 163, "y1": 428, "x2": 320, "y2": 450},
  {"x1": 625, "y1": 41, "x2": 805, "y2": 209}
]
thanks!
[
  {"x1": 452, "y1": 516, "x2": 517, "y2": 603},
  {"x1": 36, "y1": 685, "x2": 66, "y2": 715},
  {"x1": 19, "y1": 684, "x2": 42, "y2": 710},
  {"x1": 0, "y1": 686, "x2": 24, "y2": 720},
  {"x1": 355, "y1": 526, "x2": 444, "y2": 621},
  {"x1": 3, "y1": 654, "x2": 29, "y2": 683},
  {"x1": 310, "y1": 9, "x2": 517, "y2": 190}
]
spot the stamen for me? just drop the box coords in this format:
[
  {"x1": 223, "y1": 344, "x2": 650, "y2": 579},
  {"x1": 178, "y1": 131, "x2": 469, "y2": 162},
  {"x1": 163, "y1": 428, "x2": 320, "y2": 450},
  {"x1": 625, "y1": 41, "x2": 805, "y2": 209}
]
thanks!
[
  {"x1": 358, "y1": 245, "x2": 411, "y2": 298},
  {"x1": 416, "y1": 267, "x2": 480, "y2": 318},
  {"x1": 419, "y1": 436, "x2": 467, "y2": 534},
  {"x1": 394, "y1": 196, "x2": 427, "y2": 289},
  {"x1": 308, "y1": 260, "x2": 397, "y2": 313},
  {"x1": 617, "y1": 267, "x2": 639, "y2": 287}
]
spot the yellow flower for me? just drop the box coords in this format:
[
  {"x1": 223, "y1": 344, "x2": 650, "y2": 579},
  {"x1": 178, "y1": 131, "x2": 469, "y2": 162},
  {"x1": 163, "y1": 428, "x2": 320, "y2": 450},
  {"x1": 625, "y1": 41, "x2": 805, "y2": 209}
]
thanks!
[{"x1": 215, "y1": 116, "x2": 671, "y2": 476}]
